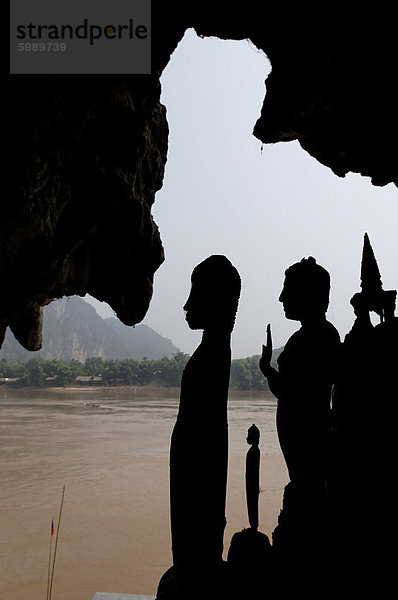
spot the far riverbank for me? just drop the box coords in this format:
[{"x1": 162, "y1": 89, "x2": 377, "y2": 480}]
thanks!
[{"x1": 0, "y1": 384, "x2": 274, "y2": 398}]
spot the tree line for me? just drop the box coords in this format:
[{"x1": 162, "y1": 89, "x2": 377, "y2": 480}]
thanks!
[{"x1": 0, "y1": 353, "x2": 272, "y2": 391}]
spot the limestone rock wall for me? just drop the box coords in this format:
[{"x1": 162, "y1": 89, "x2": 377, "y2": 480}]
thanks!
[{"x1": 4, "y1": 76, "x2": 168, "y2": 349}]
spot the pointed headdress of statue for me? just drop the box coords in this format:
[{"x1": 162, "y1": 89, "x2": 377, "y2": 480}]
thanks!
[
  {"x1": 360, "y1": 233, "x2": 384, "y2": 319},
  {"x1": 361, "y1": 233, "x2": 383, "y2": 295}
]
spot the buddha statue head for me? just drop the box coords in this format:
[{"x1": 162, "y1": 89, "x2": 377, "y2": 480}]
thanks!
[
  {"x1": 184, "y1": 255, "x2": 241, "y2": 333},
  {"x1": 279, "y1": 257, "x2": 331, "y2": 322}
]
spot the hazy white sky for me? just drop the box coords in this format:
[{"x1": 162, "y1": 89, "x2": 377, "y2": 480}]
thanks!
[{"x1": 87, "y1": 29, "x2": 398, "y2": 358}]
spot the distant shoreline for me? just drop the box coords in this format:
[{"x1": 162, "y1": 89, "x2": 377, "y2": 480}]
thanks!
[
  {"x1": 0, "y1": 384, "x2": 175, "y2": 393},
  {"x1": 0, "y1": 384, "x2": 274, "y2": 397}
]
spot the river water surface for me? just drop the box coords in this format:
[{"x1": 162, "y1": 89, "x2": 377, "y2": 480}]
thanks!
[{"x1": 0, "y1": 387, "x2": 288, "y2": 600}]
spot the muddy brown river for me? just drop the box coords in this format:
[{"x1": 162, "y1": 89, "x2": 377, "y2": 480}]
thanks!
[{"x1": 0, "y1": 386, "x2": 288, "y2": 600}]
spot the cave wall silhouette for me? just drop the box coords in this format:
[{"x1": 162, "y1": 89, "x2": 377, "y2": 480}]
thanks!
[{"x1": 4, "y1": 3, "x2": 397, "y2": 351}]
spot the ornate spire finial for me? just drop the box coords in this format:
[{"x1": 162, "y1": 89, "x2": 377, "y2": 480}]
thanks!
[{"x1": 360, "y1": 233, "x2": 383, "y2": 295}]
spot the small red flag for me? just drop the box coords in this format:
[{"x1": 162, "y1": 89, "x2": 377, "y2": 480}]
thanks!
[{"x1": 51, "y1": 519, "x2": 54, "y2": 536}]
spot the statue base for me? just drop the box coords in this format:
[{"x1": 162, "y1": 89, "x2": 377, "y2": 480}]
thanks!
[{"x1": 156, "y1": 561, "x2": 232, "y2": 600}]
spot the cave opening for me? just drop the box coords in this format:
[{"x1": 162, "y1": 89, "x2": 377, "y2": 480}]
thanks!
[{"x1": 144, "y1": 28, "x2": 398, "y2": 358}]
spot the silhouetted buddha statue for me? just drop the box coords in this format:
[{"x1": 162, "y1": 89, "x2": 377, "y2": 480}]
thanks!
[
  {"x1": 329, "y1": 239, "x2": 397, "y2": 596},
  {"x1": 246, "y1": 424, "x2": 260, "y2": 531},
  {"x1": 373, "y1": 289, "x2": 398, "y2": 481},
  {"x1": 258, "y1": 258, "x2": 341, "y2": 591},
  {"x1": 374, "y1": 290, "x2": 398, "y2": 377},
  {"x1": 331, "y1": 234, "x2": 386, "y2": 499},
  {"x1": 331, "y1": 291, "x2": 375, "y2": 465},
  {"x1": 260, "y1": 257, "x2": 341, "y2": 488},
  {"x1": 227, "y1": 424, "x2": 272, "y2": 597},
  {"x1": 157, "y1": 255, "x2": 241, "y2": 599}
]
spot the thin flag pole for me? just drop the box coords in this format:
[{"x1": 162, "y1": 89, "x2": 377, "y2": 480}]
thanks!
[
  {"x1": 46, "y1": 518, "x2": 54, "y2": 600},
  {"x1": 49, "y1": 485, "x2": 65, "y2": 600}
]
